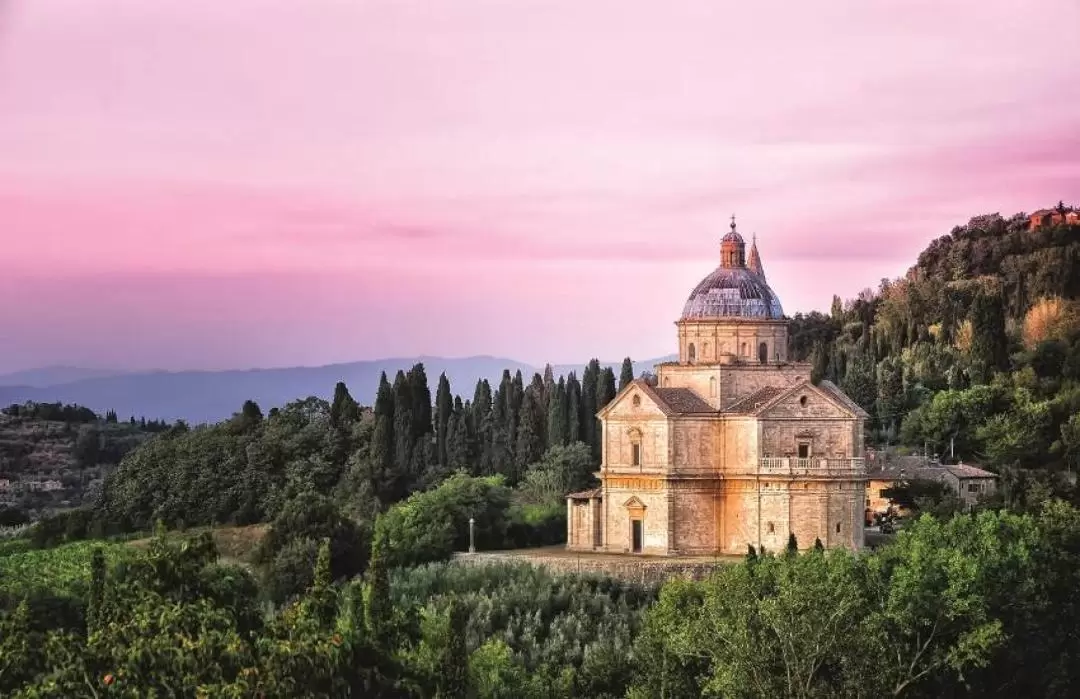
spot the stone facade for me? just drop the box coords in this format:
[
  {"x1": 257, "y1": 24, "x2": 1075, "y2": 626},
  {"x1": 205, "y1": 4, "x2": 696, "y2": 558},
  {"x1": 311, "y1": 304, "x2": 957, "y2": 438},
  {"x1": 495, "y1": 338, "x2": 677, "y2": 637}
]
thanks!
[{"x1": 567, "y1": 221, "x2": 869, "y2": 555}]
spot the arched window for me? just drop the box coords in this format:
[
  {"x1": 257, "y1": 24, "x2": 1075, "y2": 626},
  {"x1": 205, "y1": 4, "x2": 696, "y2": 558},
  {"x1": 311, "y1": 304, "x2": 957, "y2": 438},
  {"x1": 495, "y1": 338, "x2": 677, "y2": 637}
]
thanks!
[
  {"x1": 767, "y1": 522, "x2": 775, "y2": 534},
  {"x1": 758, "y1": 342, "x2": 768, "y2": 363},
  {"x1": 709, "y1": 376, "x2": 717, "y2": 397},
  {"x1": 663, "y1": 377, "x2": 671, "y2": 387},
  {"x1": 740, "y1": 342, "x2": 747, "y2": 357},
  {"x1": 702, "y1": 342, "x2": 709, "y2": 360},
  {"x1": 688, "y1": 343, "x2": 696, "y2": 363}
]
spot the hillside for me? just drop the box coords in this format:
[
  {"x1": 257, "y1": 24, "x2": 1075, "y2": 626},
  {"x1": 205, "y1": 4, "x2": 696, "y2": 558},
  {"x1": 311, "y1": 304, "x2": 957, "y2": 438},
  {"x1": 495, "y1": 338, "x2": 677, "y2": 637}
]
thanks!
[
  {"x1": 0, "y1": 404, "x2": 161, "y2": 517},
  {"x1": 788, "y1": 204, "x2": 1080, "y2": 488},
  {"x1": 0, "y1": 354, "x2": 675, "y2": 424}
]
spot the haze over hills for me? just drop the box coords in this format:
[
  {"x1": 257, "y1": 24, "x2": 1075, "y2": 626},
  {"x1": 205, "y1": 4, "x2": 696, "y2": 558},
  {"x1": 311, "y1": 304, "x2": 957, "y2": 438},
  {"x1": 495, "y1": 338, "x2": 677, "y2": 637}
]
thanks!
[{"x1": 0, "y1": 355, "x2": 676, "y2": 424}]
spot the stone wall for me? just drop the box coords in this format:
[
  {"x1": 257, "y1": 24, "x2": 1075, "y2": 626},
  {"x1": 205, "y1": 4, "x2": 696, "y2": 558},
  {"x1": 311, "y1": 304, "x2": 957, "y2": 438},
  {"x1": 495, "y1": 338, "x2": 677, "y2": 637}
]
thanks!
[
  {"x1": 453, "y1": 551, "x2": 732, "y2": 586},
  {"x1": 676, "y1": 319, "x2": 789, "y2": 365},
  {"x1": 603, "y1": 482, "x2": 669, "y2": 554}
]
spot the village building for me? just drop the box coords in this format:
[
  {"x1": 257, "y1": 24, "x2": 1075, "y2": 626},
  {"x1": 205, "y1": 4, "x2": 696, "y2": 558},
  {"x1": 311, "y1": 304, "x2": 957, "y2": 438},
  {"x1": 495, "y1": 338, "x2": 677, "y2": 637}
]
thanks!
[
  {"x1": 1028, "y1": 206, "x2": 1080, "y2": 230},
  {"x1": 865, "y1": 454, "x2": 997, "y2": 518},
  {"x1": 567, "y1": 218, "x2": 869, "y2": 555}
]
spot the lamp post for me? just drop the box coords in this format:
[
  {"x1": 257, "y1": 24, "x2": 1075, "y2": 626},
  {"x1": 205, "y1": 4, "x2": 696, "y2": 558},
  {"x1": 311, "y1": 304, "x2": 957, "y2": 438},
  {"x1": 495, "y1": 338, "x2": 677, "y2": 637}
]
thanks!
[{"x1": 468, "y1": 517, "x2": 476, "y2": 554}]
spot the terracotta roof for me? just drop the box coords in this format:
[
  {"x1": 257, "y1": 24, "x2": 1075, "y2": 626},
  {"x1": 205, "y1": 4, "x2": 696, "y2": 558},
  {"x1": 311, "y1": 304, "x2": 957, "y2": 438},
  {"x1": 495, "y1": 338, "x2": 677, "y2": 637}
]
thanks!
[
  {"x1": 652, "y1": 387, "x2": 716, "y2": 414},
  {"x1": 943, "y1": 462, "x2": 997, "y2": 479},
  {"x1": 867, "y1": 462, "x2": 997, "y2": 483},
  {"x1": 724, "y1": 386, "x2": 787, "y2": 414},
  {"x1": 566, "y1": 488, "x2": 602, "y2": 500}
]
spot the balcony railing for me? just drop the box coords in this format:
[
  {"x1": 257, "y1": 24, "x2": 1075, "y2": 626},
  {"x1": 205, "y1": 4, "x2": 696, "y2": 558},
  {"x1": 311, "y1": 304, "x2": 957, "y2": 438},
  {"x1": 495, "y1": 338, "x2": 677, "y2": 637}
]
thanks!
[{"x1": 758, "y1": 457, "x2": 866, "y2": 477}]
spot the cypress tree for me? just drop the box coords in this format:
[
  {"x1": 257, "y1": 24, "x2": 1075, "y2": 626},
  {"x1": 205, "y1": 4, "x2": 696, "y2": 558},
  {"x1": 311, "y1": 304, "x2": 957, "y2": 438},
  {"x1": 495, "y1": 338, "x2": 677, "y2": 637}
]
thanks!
[
  {"x1": 547, "y1": 377, "x2": 568, "y2": 448},
  {"x1": 508, "y1": 371, "x2": 525, "y2": 464},
  {"x1": 746, "y1": 544, "x2": 758, "y2": 563},
  {"x1": 581, "y1": 361, "x2": 600, "y2": 457},
  {"x1": 438, "y1": 599, "x2": 470, "y2": 698},
  {"x1": 515, "y1": 388, "x2": 546, "y2": 479},
  {"x1": 435, "y1": 373, "x2": 453, "y2": 467},
  {"x1": 309, "y1": 538, "x2": 336, "y2": 626},
  {"x1": 371, "y1": 373, "x2": 397, "y2": 503},
  {"x1": 565, "y1": 373, "x2": 583, "y2": 444},
  {"x1": 88, "y1": 546, "x2": 106, "y2": 633},
  {"x1": 619, "y1": 357, "x2": 635, "y2": 391},
  {"x1": 968, "y1": 289, "x2": 1008, "y2": 379},
  {"x1": 594, "y1": 365, "x2": 617, "y2": 461},
  {"x1": 407, "y1": 364, "x2": 432, "y2": 442},
  {"x1": 365, "y1": 529, "x2": 393, "y2": 650},
  {"x1": 489, "y1": 377, "x2": 511, "y2": 477},
  {"x1": 814, "y1": 537, "x2": 825, "y2": 551},
  {"x1": 393, "y1": 372, "x2": 415, "y2": 498},
  {"x1": 542, "y1": 364, "x2": 556, "y2": 408},
  {"x1": 446, "y1": 404, "x2": 470, "y2": 473},
  {"x1": 330, "y1": 382, "x2": 359, "y2": 429},
  {"x1": 786, "y1": 532, "x2": 799, "y2": 556}
]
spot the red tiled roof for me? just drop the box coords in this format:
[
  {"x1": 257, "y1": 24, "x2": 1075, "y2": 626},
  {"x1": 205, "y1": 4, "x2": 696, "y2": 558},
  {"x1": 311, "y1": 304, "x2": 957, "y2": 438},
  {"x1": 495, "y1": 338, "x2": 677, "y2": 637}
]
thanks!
[
  {"x1": 567, "y1": 488, "x2": 602, "y2": 500},
  {"x1": 651, "y1": 387, "x2": 715, "y2": 414},
  {"x1": 724, "y1": 386, "x2": 786, "y2": 414}
]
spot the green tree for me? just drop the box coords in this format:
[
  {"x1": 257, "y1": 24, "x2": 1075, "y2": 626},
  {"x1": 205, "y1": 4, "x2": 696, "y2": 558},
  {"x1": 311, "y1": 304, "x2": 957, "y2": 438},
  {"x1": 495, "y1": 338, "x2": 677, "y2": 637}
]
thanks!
[
  {"x1": 435, "y1": 372, "x2": 453, "y2": 468},
  {"x1": 619, "y1": 357, "x2": 635, "y2": 391},
  {"x1": 329, "y1": 381, "x2": 360, "y2": 429}
]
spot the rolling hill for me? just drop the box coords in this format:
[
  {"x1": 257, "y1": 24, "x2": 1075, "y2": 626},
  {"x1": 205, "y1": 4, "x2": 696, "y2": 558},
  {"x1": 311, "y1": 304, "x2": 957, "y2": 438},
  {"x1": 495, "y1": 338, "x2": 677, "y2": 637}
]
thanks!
[{"x1": 0, "y1": 355, "x2": 676, "y2": 424}]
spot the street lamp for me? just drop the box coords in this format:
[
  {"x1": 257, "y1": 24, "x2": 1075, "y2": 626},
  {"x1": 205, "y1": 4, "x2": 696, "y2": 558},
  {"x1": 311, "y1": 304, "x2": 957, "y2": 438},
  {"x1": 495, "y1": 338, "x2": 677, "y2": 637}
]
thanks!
[{"x1": 468, "y1": 517, "x2": 475, "y2": 554}]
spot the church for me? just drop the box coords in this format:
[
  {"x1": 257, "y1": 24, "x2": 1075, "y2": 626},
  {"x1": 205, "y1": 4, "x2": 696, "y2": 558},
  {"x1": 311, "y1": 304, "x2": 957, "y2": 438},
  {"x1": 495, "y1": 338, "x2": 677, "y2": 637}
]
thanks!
[{"x1": 567, "y1": 219, "x2": 868, "y2": 555}]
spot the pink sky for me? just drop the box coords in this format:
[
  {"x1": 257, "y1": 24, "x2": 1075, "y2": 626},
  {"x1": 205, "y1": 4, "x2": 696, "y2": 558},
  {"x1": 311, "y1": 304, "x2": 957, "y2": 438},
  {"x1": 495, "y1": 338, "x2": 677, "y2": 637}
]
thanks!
[{"x1": 1, "y1": 0, "x2": 1079, "y2": 373}]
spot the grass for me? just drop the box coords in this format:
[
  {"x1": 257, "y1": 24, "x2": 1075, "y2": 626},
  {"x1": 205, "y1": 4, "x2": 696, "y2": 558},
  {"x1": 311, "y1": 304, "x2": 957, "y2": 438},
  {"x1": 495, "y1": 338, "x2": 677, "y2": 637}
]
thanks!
[{"x1": 126, "y1": 523, "x2": 269, "y2": 568}]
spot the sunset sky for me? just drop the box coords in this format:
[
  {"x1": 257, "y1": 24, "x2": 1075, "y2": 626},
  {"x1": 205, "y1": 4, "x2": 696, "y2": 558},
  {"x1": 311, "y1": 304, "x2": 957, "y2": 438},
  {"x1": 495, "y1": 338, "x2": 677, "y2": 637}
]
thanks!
[{"x1": 2, "y1": 0, "x2": 1079, "y2": 373}]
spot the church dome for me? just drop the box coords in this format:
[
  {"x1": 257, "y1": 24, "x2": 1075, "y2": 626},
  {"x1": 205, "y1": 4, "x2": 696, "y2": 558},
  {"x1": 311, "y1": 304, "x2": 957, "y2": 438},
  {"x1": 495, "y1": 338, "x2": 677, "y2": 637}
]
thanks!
[
  {"x1": 681, "y1": 216, "x2": 784, "y2": 320},
  {"x1": 681, "y1": 266, "x2": 784, "y2": 319}
]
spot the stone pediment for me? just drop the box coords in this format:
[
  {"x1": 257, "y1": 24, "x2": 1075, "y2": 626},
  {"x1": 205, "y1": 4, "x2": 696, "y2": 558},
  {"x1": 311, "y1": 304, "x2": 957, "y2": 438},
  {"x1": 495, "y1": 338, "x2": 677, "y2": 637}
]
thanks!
[
  {"x1": 598, "y1": 378, "x2": 715, "y2": 419},
  {"x1": 623, "y1": 496, "x2": 647, "y2": 510},
  {"x1": 744, "y1": 379, "x2": 867, "y2": 420}
]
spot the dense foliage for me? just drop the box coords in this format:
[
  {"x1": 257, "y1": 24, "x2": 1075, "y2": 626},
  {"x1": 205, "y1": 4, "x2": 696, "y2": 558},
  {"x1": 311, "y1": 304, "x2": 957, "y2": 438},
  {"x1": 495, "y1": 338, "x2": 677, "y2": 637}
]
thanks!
[
  {"x1": 6, "y1": 503, "x2": 1080, "y2": 697},
  {"x1": 788, "y1": 209, "x2": 1080, "y2": 501}
]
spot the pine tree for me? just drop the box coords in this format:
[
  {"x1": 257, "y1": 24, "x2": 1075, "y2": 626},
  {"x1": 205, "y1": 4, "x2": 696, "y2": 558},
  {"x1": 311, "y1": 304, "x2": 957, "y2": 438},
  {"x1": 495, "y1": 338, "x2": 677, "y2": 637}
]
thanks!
[
  {"x1": 435, "y1": 373, "x2": 453, "y2": 467},
  {"x1": 619, "y1": 357, "x2": 635, "y2": 391},
  {"x1": 330, "y1": 382, "x2": 360, "y2": 429},
  {"x1": 547, "y1": 377, "x2": 568, "y2": 448}
]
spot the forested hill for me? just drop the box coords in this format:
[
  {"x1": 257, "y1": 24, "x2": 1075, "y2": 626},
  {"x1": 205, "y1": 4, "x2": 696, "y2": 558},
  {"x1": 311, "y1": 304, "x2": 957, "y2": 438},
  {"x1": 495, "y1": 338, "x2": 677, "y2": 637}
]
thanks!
[
  {"x1": 0, "y1": 403, "x2": 168, "y2": 520},
  {"x1": 789, "y1": 204, "x2": 1080, "y2": 493}
]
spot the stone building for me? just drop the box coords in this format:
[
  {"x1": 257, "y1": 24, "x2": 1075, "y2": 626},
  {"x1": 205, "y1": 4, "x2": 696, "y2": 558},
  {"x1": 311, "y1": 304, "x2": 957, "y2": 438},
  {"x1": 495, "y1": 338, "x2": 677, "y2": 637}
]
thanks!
[
  {"x1": 567, "y1": 218, "x2": 869, "y2": 555},
  {"x1": 865, "y1": 456, "x2": 997, "y2": 518}
]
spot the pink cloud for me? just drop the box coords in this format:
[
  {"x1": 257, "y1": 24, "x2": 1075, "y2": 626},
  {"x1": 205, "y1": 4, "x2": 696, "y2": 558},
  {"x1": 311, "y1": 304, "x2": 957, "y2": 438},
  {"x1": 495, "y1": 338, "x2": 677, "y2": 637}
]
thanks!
[{"x1": 1, "y1": 0, "x2": 1078, "y2": 372}]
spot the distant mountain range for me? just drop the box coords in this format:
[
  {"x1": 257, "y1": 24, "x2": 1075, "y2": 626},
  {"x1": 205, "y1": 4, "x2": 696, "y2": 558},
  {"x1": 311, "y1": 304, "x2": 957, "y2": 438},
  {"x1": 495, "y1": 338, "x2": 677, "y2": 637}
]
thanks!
[{"x1": 0, "y1": 355, "x2": 676, "y2": 424}]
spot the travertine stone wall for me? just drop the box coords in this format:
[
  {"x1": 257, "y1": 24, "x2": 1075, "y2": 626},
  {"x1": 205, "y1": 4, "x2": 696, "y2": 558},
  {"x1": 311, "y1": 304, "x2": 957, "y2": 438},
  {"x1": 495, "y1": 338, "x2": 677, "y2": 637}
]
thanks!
[
  {"x1": 602, "y1": 384, "x2": 671, "y2": 471},
  {"x1": 677, "y1": 319, "x2": 789, "y2": 365},
  {"x1": 603, "y1": 485, "x2": 668, "y2": 554},
  {"x1": 655, "y1": 361, "x2": 810, "y2": 410}
]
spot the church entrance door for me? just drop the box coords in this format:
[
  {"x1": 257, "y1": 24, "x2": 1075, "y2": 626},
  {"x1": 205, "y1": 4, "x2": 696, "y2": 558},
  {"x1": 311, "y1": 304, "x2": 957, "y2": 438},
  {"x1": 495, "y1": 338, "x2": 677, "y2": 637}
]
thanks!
[{"x1": 631, "y1": 520, "x2": 643, "y2": 553}]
